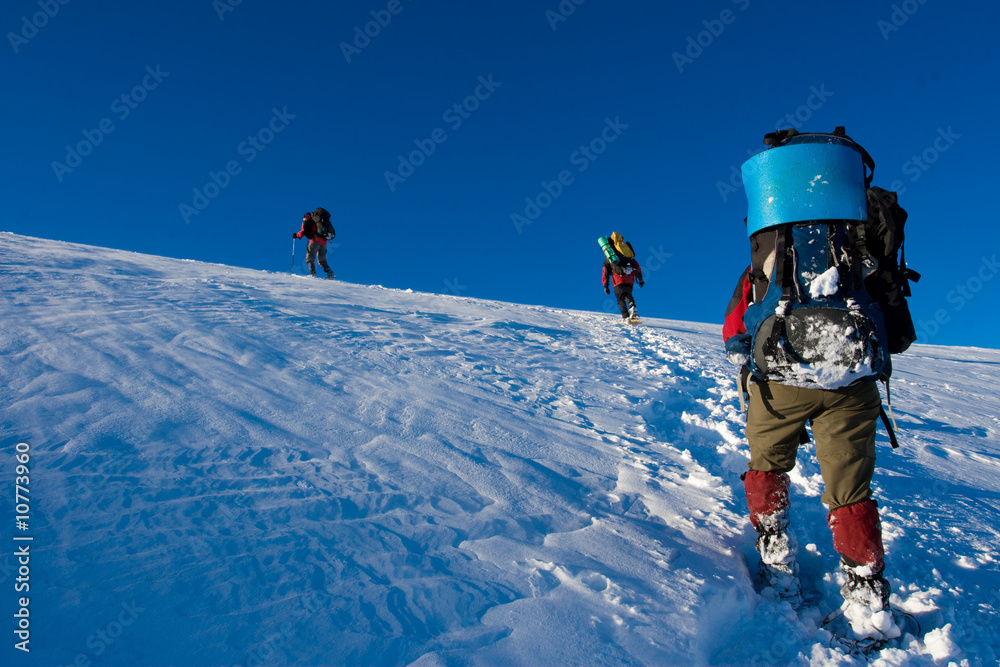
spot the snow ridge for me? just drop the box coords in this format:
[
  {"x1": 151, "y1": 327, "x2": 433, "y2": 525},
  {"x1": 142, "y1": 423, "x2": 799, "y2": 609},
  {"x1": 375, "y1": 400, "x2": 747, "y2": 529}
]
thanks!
[{"x1": 1, "y1": 233, "x2": 998, "y2": 666}]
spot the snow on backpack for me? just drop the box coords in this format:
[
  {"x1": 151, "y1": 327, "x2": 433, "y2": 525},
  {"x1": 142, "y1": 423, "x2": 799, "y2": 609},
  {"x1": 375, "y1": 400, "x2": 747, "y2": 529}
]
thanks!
[
  {"x1": 309, "y1": 207, "x2": 336, "y2": 240},
  {"x1": 740, "y1": 127, "x2": 918, "y2": 390},
  {"x1": 598, "y1": 231, "x2": 637, "y2": 275}
]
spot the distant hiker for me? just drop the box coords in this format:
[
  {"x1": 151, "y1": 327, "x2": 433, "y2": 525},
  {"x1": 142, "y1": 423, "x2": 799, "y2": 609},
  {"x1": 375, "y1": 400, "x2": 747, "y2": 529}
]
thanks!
[
  {"x1": 599, "y1": 231, "x2": 644, "y2": 324},
  {"x1": 724, "y1": 127, "x2": 918, "y2": 648},
  {"x1": 293, "y1": 207, "x2": 336, "y2": 279}
]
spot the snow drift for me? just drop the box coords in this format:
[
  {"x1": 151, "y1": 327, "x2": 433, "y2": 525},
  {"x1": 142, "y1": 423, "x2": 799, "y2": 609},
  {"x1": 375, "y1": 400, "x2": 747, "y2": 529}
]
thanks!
[{"x1": 1, "y1": 233, "x2": 998, "y2": 666}]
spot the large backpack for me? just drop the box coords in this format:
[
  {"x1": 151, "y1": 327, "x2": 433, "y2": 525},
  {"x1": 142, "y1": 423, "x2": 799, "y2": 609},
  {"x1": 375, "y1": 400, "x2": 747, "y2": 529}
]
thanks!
[
  {"x1": 862, "y1": 187, "x2": 920, "y2": 354},
  {"x1": 740, "y1": 127, "x2": 918, "y2": 389},
  {"x1": 598, "y1": 231, "x2": 637, "y2": 275},
  {"x1": 310, "y1": 207, "x2": 336, "y2": 240}
]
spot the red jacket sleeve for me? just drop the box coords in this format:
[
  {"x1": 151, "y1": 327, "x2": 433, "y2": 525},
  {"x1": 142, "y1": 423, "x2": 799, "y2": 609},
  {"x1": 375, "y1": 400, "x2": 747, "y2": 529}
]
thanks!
[
  {"x1": 723, "y1": 267, "x2": 752, "y2": 341},
  {"x1": 295, "y1": 216, "x2": 322, "y2": 242},
  {"x1": 602, "y1": 262, "x2": 611, "y2": 287}
]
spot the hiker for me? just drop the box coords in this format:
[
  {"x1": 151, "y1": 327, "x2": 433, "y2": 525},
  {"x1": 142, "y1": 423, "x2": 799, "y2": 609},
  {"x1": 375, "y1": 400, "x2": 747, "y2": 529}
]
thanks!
[
  {"x1": 601, "y1": 239, "x2": 644, "y2": 322},
  {"x1": 293, "y1": 207, "x2": 335, "y2": 279},
  {"x1": 724, "y1": 127, "x2": 917, "y2": 643},
  {"x1": 725, "y1": 268, "x2": 888, "y2": 613}
]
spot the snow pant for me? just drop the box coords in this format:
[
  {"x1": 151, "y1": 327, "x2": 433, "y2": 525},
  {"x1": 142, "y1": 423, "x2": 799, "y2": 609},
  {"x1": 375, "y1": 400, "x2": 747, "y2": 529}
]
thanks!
[
  {"x1": 743, "y1": 380, "x2": 886, "y2": 571},
  {"x1": 745, "y1": 380, "x2": 881, "y2": 509},
  {"x1": 613, "y1": 283, "x2": 636, "y2": 318},
  {"x1": 306, "y1": 241, "x2": 332, "y2": 276}
]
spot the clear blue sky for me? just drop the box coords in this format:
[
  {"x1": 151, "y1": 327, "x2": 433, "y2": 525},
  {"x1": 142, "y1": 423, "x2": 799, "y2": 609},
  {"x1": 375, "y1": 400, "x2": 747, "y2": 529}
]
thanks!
[{"x1": 4, "y1": 0, "x2": 998, "y2": 349}]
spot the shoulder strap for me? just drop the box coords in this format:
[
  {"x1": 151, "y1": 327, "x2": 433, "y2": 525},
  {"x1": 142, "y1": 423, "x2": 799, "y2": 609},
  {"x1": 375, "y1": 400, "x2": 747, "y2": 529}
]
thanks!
[{"x1": 833, "y1": 126, "x2": 875, "y2": 187}]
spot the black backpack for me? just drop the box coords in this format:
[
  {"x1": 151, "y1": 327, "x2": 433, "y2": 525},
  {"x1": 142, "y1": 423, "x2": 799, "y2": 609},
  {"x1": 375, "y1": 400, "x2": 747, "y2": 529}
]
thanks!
[
  {"x1": 862, "y1": 187, "x2": 920, "y2": 354},
  {"x1": 610, "y1": 254, "x2": 638, "y2": 276},
  {"x1": 753, "y1": 130, "x2": 919, "y2": 357},
  {"x1": 741, "y1": 127, "x2": 920, "y2": 447},
  {"x1": 741, "y1": 127, "x2": 919, "y2": 389},
  {"x1": 310, "y1": 207, "x2": 335, "y2": 240}
]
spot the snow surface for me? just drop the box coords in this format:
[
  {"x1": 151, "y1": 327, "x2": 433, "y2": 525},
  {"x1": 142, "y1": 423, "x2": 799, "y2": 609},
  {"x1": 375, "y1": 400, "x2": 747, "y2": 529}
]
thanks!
[{"x1": 1, "y1": 232, "x2": 999, "y2": 667}]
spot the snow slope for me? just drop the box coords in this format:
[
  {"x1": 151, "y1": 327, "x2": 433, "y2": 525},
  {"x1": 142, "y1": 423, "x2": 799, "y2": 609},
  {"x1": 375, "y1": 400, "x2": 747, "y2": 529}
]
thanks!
[{"x1": 1, "y1": 232, "x2": 998, "y2": 667}]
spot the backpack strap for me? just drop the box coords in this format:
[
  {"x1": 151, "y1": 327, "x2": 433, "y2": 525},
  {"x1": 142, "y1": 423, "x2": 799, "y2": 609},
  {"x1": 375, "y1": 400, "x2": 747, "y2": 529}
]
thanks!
[
  {"x1": 775, "y1": 225, "x2": 792, "y2": 299},
  {"x1": 834, "y1": 126, "x2": 875, "y2": 187},
  {"x1": 879, "y1": 406, "x2": 900, "y2": 449},
  {"x1": 779, "y1": 225, "x2": 807, "y2": 304},
  {"x1": 759, "y1": 226, "x2": 799, "y2": 369},
  {"x1": 830, "y1": 222, "x2": 856, "y2": 293},
  {"x1": 737, "y1": 367, "x2": 749, "y2": 413},
  {"x1": 860, "y1": 147, "x2": 875, "y2": 188},
  {"x1": 879, "y1": 377, "x2": 900, "y2": 449},
  {"x1": 899, "y1": 241, "x2": 922, "y2": 297}
]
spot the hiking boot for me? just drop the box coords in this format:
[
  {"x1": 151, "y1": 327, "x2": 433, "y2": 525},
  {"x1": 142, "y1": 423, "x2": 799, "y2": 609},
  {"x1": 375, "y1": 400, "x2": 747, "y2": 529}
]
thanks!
[
  {"x1": 827, "y1": 500, "x2": 888, "y2": 609},
  {"x1": 743, "y1": 471, "x2": 799, "y2": 598},
  {"x1": 754, "y1": 511, "x2": 801, "y2": 599},
  {"x1": 837, "y1": 558, "x2": 898, "y2": 641},
  {"x1": 840, "y1": 558, "x2": 891, "y2": 611}
]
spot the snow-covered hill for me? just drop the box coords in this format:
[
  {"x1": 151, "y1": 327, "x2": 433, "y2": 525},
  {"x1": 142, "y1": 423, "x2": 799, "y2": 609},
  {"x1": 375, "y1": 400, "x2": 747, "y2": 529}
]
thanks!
[{"x1": 1, "y1": 232, "x2": 998, "y2": 667}]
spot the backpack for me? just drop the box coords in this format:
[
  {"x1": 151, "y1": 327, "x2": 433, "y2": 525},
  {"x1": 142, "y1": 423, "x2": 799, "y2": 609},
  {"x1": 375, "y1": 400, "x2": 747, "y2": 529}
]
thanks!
[
  {"x1": 310, "y1": 207, "x2": 335, "y2": 240},
  {"x1": 599, "y1": 232, "x2": 636, "y2": 275},
  {"x1": 862, "y1": 187, "x2": 921, "y2": 354},
  {"x1": 740, "y1": 127, "x2": 918, "y2": 390},
  {"x1": 610, "y1": 231, "x2": 635, "y2": 260}
]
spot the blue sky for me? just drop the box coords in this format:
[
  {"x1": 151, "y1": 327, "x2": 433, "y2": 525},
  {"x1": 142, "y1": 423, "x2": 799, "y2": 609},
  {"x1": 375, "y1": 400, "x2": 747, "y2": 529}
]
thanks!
[{"x1": 3, "y1": 0, "x2": 998, "y2": 349}]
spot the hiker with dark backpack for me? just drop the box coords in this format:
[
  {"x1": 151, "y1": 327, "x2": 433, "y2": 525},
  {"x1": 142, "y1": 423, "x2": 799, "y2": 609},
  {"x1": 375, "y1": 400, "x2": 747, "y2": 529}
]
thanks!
[
  {"x1": 723, "y1": 127, "x2": 919, "y2": 651},
  {"x1": 600, "y1": 231, "x2": 644, "y2": 324},
  {"x1": 293, "y1": 207, "x2": 336, "y2": 279}
]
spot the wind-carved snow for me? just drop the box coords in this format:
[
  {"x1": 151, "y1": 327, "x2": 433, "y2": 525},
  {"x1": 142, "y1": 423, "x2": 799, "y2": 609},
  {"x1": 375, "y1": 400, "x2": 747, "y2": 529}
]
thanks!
[{"x1": 1, "y1": 232, "x2": 999, "y2": 666}]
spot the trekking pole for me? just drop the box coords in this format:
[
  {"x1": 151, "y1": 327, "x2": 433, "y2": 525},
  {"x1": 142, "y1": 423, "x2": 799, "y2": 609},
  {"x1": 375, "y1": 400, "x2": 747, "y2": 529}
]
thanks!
[{"x1": 291, "y1": 237, "x2": 296, "y2": 275}]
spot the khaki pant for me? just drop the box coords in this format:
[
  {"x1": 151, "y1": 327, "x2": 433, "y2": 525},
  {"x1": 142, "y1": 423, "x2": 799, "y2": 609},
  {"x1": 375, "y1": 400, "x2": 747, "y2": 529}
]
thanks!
[
  {"x1": 306, "y1": 241, "x2": 332, "y2": 276},
  {"x1": 746, "y1": 380, "x2": 881, "y2": 510}
]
